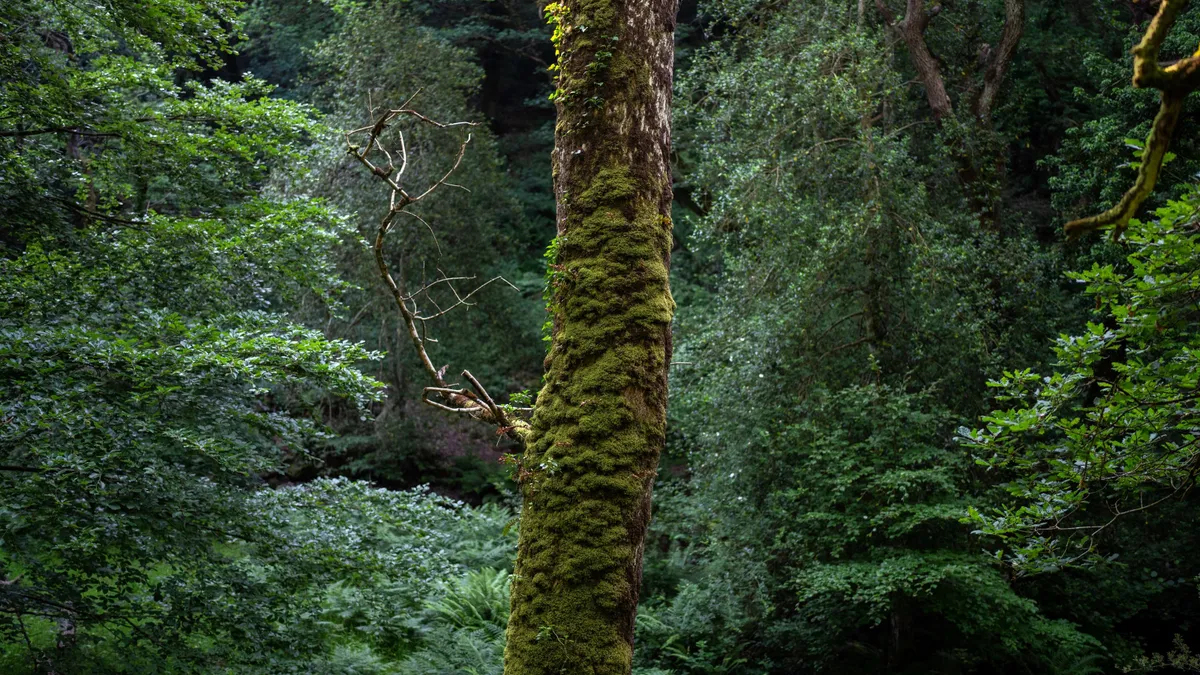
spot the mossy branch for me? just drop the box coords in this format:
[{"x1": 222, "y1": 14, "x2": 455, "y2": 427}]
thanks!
[
  {"x1": 1064, "y1": 92, "x2": 1184, "y2": 239},
  {"x1": 1065, "y1": 0, "x2": 1200, "y2": 239}
]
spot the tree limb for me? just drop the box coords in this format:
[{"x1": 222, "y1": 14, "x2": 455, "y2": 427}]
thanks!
[
  {"x1": 1066, "y1": 0, "x2": 1200, "y2": 239},
  {"x1": 976, "y1": 0, "x2": 1026, "y2": 122},
  {"x1": 0, "y1": 126, "x2": 117, "y2": 138},
  {"x1": 878, "y1": 0, "x2": 954, "y2": 121}
]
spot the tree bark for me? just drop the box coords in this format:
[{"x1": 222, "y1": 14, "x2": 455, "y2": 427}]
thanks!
[
  {"x1": 875, "y1": 0, "x2": 1025, "y2": 227},
  {"x1": 503, "y1": 0, "x2": 677, "y2": 672},
  {"x1": 876, "y1": 0, "x2": 1025, "y2": 124},
  {"x1": 975, "y1": 0, "x2": 1025, "y2": 123},
  {"x1": 875, "y1": 0, "x2": 953, "y2": 121}
]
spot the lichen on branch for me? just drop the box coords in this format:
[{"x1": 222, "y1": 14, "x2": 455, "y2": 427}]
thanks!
[{"x1": 1064, "y1": 0, "x2": 1200, "y2": 239}]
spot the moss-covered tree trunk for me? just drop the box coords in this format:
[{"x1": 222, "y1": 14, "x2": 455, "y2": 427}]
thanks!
[{"x1": 503, "y1": 0, "x2": 677, "y2": 672}]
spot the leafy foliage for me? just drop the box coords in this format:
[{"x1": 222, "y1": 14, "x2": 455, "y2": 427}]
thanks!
[
  {"x1": 644, "y1": 0, "x2": 1152, "y2": 672},
  {"x1": 0, "y1": 0, "x2": 402, "y2": 670},
  {"x1": 966, "y1": 186, "x2": 1200, "y2": 571}
]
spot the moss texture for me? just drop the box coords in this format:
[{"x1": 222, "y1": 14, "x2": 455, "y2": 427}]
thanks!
[
  {"x1": 1065, "y1": 0, "x2": 1200, "y2": 238},
  {"x1": 504, "y1": 0, "x2": 677, "y2": 672}
]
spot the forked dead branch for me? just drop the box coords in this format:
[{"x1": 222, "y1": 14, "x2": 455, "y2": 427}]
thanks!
[{"x1": 345, "y1": 94, "x2": 531, "y2": 443}]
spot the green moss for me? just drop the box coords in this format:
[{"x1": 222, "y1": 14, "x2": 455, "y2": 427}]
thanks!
[
  {"x1": 506, "y1": 169, "x2": 673, "y2": 675},
  {"x1": 577, "y1": 168, "x2": 637, "y2": 208},
  {"x1": 507, "y1": 0, "x2": 674, "y2": 668}
]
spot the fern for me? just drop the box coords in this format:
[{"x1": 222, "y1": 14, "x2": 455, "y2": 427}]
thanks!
[
  {"x1": 314, "y1": 643, "x2": 400, "y2": 675},
  {"x1": 442, "y1": 503, "x2": 519, "y2": 570},
  {"x1": 398, "y1": 623, "x2": 506, "y2": 675},
  {"x1": 426, "y1": 567, "x2": 511, "y2": 630}
]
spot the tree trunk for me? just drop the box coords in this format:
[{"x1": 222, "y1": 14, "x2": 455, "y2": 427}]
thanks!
[
  {"x1": 875, "y1": 0, "x2": 1025, "y2": 227},
  {"x1": 503, "y1": 0, "x2": 677, "y2": 671}
]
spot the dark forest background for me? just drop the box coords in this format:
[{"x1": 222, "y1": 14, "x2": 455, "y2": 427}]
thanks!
[{"x1": 6, "y1": 0, "x2": 1200, "y2": 672}]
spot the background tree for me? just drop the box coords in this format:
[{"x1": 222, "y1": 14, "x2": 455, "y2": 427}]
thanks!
[{"x1": 0, "y1": 0, "x2": 409, "y2": 670}]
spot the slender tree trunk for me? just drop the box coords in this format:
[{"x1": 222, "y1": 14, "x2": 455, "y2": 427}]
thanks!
[{"x1": 503, "y1": 0, "x2": 677, "y2": 672}]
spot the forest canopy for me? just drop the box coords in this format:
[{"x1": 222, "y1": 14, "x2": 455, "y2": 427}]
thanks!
[{"x1": 4, "y1": 0, "x2": 1200, "y2": 673}]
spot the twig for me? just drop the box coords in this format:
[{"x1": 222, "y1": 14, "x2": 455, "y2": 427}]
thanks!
[
  {"x1": 415, "y1": 276, "x2": 517, "y2": 321},
  {"x1": 399, "y1": 209, "x2": 441, "y2": 257}
]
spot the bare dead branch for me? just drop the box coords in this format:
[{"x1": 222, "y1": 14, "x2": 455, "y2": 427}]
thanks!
[
  {"x1": 462, "y1": 370, "x2": 503, "y2": 421},
  {"x1": 422, "y1": 388, "x2": 486, "y2": 414},
  {"x1": 406, "y1": 275, "x2": 476, "y2": 300},
  {"x1": 398, "y1": 209, "x2": 442, "y2": 257},
  {"x1": 345, "y1": 93, "x2": 531, "y2": 443},
  {"x1": 415, "y1": 276, "x2": 519, "y2": 321},
  {"x1": 412, "y1": 133, "x2": 473, "y2": 202}
]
